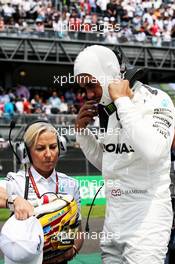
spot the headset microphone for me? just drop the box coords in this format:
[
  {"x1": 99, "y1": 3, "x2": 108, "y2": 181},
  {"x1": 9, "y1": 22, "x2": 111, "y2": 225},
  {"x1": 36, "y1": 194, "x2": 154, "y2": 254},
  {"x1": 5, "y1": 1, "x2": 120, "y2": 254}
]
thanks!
[{"x1": 9, "y1": 120, "x2": 21, "y2": 164}]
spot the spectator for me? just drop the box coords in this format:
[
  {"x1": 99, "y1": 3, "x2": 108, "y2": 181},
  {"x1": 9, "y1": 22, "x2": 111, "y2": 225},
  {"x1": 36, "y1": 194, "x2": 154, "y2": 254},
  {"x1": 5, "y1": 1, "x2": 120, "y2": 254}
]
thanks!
[
  {"x1": 69, "y1": 8, "x2": 81, "y2": 39},
  {"x1": 80, "y1": 0, "x2": 91, "y2": 16},
  {"x1": 35, "y1": 17, "x2": 45, "y2": 36},
  {"x1": 151, "y1": 31, "x2": 162, "y2": 47},
  {"x1": 115, "y1": 0, "x2": 125, "y2": 24},
  {"x1": 60, "y1": 11, "x2": 69, "y2": 39},
  {"x1": 106, "y1": 0, "x2": 117, "y2": 18},
  {"x1": 162, "y1": 27, "x2": 172, "y2": 46},
  {"x1": 68, "y1": 104, "x2": 77, "y2": 114},
  {"x1": 52, "y1": 13, "x2": 63, "y2": 38},
  {"x1": 141, "y1": 17, "x2": 151, "y2": 35},
  {"x1": 153, "y1": 0, "x2": 162, "y2": 10},
  {"x1": 118, "y1": 26, "x2": 133, "y2": 42},
  {"x1": 149, "y1": 19, "x2": 159, "y2": 36},
  {"x1": 142, "y1": 0, "x2": 152, "y2": 10},
  {"x1": 4, "y1": 97, "x2": 15, "y2": 120},
  {"x1": 0, "y1": 104, "x2": 3, "y2": 117},
  {"x1": 23, "y1": 97, "x2": 31, "y2": 114},
  {"x1": 59, "y1": 96, "x2": 69, "y2": 114},
  {"x1": 81, "y1": 15, "x2": 91, "y2": 33},
  {"x1": 16, "y1": 83, "x2": 30, "y2": 100},
  {"x1": 15, "y1": 97, "x2": 24, "y2": 114},
  {"x1": 0, "y1": 88, "x2": 5, "y2": 104},
  {"x1": 121, "y1": 0, "x2": 135, "y2": 23},
  {"x1": 42, "y1": 99, "x2": 51, "y2": 115},
  {"x1": 132, "y1": 15, "x2": 142, "y2": 33},
  {"x1": 135, "y1": 2, "x2": 144, "y2": 17},
  {"x1": 64, "y1": 88, "x2": 76, "y2": 106},
  {"x1": 105, "y1": 30, "x2": 118, "y2": 43},
  {"x1": 135, "y1": 29, "x2": 147, "y2": 43},
  {"x1": 0, "y1": 89, "x2": 10, "y2": 104},
  {"x1": 8, "y1": 88, "x2": 16, "y2": 100},
  {"x1": 31, "y1": 93, "x2": 44, "y2": 113},
  {"x1": 89, "y1": 0, "x2": 96, "y2": 13},
  {"x1": 103, "y1": 16, "x2": 110, "y2": 34},
  {"x1": 91, "y1": 13, "x2": 98, "y2": 26},
  {"x1": 157, "y1": 16, "x2": 164, "y2": 32},
  {"x1": 142, "y1": 8, "x2": 153, "y2": 26},
  {"x1": 153, "y1": 8, "x2": 161, "y2": 19},
  {"x1": 0, "y1": 16, "x2": 4, "y2": 31},
  {"x1": 3, "y1": 3, "x2": 15, "y2": 24},
  {"x1": 96, "y1": 0, "x2": 109, "y2": 16},
  {"x1": 48, "y1": 91, "x2": 61, "y2": 114},
  {"x1": 14, "y1": 18, "x2": 28, "y2": 34}
]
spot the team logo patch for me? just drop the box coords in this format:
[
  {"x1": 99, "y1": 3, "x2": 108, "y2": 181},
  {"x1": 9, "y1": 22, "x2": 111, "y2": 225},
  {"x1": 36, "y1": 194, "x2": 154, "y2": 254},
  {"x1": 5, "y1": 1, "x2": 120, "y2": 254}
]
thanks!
[
  {"x1": 111, "y1": 189, "x2": 121, "y2": 196},
  {"x1": 161, "y1": 99, "x2": 169, "y2": 108}
]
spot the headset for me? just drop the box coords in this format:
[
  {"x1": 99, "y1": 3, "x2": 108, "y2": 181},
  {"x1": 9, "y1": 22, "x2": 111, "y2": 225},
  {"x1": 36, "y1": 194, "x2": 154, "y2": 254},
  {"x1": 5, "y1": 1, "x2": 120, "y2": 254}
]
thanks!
[
  {"x1": 9, "y1": 119, "x2": 67, "y2": 165},
  {"x1": 9, "y1": 119, "x2": 67, "y2": 200}
]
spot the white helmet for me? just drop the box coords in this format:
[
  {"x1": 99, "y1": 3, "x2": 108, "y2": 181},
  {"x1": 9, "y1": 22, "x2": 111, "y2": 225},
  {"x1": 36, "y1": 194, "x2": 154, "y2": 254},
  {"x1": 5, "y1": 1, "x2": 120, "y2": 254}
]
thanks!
[{"x1": 74, "y1": 45, "x2": 121, "y2": 106}]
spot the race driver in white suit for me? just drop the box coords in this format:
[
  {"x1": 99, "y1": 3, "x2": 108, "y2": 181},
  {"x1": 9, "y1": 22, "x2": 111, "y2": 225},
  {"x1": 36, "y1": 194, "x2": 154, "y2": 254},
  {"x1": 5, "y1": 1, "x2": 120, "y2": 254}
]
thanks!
[{"x1": 74, "y1": 45, "x2": 175, "y2": 264}]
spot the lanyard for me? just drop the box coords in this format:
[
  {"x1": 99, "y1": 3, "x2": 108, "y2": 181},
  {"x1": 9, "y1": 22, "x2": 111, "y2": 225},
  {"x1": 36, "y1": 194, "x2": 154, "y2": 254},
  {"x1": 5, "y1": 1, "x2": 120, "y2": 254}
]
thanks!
[{"x1": 28, "y1": 168, "x2": 59, "y2": 198}]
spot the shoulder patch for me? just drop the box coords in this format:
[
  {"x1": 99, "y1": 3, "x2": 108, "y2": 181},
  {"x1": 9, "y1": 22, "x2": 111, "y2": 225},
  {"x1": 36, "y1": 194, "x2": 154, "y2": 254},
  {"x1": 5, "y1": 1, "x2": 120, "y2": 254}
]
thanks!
[{"x1": 160, "y1": 98, "x2": 170, "y2": 108}]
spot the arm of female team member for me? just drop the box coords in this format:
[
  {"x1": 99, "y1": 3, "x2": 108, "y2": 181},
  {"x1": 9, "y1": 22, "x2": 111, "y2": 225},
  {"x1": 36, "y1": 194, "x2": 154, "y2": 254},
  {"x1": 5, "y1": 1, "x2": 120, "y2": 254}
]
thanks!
[{"x1": 0, "y1": 186, "x2": 34, "y2": 220}]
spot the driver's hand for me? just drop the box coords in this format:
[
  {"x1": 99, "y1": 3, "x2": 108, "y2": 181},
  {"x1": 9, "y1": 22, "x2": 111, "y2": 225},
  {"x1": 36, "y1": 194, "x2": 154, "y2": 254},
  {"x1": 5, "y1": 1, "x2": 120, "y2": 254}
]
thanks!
[
  {"x1": 108, "y1": 80, "x2": 133, "y2": 101},
  {"x1": 75, "y1": 100, "x2": 98, "y2": 132}
]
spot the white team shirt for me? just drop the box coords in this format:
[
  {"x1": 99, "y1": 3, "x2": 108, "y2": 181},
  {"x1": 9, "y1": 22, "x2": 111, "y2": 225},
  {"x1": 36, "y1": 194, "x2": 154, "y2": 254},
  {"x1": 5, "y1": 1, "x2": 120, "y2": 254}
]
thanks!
[{"x1": 0, "y1": 166, "x2": 81, "y2": 217}]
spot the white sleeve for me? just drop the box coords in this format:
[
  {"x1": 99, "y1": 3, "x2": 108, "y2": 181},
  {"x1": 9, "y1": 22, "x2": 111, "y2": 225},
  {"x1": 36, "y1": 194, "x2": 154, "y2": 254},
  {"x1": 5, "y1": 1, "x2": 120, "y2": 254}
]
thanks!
[
  {"x1": 76, "y1": 128, "x2": 103, "y2": 171},
  {"x1": 0, "y1": 179, "x2": 7, "y2": 190},
  {"x1": 0, "y1": 173, "x2": 16, "y2": 193},
  {"x1": 0, "y1": 172, "x2": 22, "y2": 196},
  {"x1": 115, "y1": 96, "x2": 175, "y2": 163}
]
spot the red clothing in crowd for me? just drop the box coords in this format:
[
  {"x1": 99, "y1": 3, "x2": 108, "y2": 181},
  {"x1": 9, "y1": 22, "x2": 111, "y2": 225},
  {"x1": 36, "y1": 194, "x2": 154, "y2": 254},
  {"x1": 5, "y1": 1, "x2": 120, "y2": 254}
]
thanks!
[
  {"x1": 23, "y1": 99, "x2": 31, "y2": 113},
  {"x1": 69, "y1": 17, "x2": 82, "y2": 31}
]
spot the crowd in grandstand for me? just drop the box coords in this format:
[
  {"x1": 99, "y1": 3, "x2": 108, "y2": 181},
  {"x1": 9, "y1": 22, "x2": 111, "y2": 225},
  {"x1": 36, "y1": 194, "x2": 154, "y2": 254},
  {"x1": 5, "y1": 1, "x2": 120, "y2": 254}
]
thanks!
[
  {"x1": 0, "y1": 0, "x2": 175, "y2": 46},
  {"x1": 0, "y1": 84, "x2": 86, "y2": 120}
]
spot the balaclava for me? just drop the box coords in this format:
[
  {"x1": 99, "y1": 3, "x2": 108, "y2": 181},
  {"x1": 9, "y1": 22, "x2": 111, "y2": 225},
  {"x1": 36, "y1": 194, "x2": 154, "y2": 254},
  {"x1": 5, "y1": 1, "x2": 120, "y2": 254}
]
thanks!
[{"x1": 74, "y1": 45, "x2": 121, "y2": 106}]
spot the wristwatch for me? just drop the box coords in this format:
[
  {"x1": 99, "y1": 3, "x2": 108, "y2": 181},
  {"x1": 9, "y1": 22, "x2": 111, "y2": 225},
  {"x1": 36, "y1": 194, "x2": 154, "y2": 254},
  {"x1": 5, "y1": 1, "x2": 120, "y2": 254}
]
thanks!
[{"x1": 7, "y1": 195, "x2": 18, "y2": 211}]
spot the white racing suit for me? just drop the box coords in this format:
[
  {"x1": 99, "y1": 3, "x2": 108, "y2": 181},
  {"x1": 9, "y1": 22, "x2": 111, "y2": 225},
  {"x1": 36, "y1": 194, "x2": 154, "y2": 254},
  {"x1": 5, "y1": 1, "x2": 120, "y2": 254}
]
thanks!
[{"x1": 76, "y1": 81, "x2": 175, "y2": 264}]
